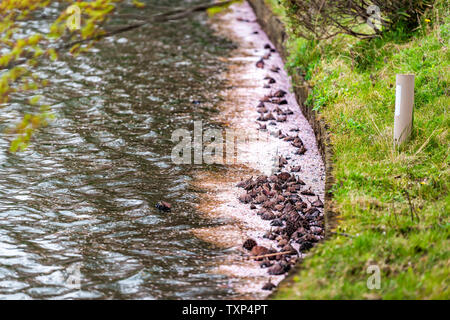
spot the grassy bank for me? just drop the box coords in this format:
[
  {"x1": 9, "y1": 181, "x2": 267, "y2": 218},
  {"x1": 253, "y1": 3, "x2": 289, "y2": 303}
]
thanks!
[{"x1": 264, "y1": 0, "x2": 449, "y2": 299}]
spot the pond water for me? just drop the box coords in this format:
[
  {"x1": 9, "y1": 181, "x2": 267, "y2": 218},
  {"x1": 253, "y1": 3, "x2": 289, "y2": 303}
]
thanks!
[{"x1": 0, "y1": 0, "x2": 240, "y2": 299}]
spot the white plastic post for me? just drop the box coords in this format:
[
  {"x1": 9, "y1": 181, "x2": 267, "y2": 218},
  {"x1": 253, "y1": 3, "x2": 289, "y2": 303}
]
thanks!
[{"x1": 394, "y1": 74, "x2": 415, "y2": 146}]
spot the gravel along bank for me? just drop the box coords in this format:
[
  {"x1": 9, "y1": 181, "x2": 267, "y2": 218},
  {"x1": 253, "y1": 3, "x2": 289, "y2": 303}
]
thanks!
[{"x1": 192, "y1": 1, "x2": 325, "y2": 298}]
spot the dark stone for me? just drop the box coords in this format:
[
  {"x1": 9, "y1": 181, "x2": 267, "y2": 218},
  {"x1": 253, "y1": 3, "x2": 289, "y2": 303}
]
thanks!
[
  {"x1": 261, "y1": 211, "x2": 276, "y2": 220},
  {"x1": 270, "y1": 219, "x2": 283, "y2": 227},
  {"x1": 238, "y1": 193, "x2": 252, "y2": 203},
  {"x1": 268, "y1": 262, "x2": 289, "y2": 275},
  {"x1": 264, "y1": 112, "x2": 275, "y2": 121},
  {"x1": 295, "y1": 146, "x2": 307, "y2": 155},
  {"x1": 278, "y1": 172, "x2": 291, "y2": 181},
  {"x1": 256, "y1": 175, "x2": 268, "y2": 184},
  {"x1": 257, "y1": 106, "x2": 268, "y2": 113},
  {"x1": 243, "y1": 238, "x2": 257, "y2": 251},
  {"x1": 256, "y1": 59, "x2": 264, "y2": 69},
  {"x1": 251, "y1": 245, "x2": 270, "y2": 260},
  {"x1": 298, "y1": 241, "x2": 314, "y2": 252},
  {"x1": 282, "y1": 244, "x2": 297, "y2": 255},
  {"x1": 262, "y1": 281, "x2": 276, "y2": 291},
  {"x1": 260, "y1": 259, "x2": 273, "y2": 268},
  {"x1": 273, "y1": 89, "x2": 287, "y2": 98}
]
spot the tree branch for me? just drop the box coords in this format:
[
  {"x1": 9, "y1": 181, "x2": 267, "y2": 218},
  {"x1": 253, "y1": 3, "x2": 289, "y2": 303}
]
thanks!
[{"x1": 61, "y1": 0, "x2": 238, "y2": 50}]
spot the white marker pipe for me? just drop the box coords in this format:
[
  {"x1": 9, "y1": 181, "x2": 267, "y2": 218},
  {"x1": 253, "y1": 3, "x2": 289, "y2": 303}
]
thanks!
[{"x1": 394, "y1": 74, "x2": 415, "y2": 146}]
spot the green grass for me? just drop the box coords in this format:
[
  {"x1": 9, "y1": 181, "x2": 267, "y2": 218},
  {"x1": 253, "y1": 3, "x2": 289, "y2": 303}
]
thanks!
[{"x1": 265, "y1": 0, "x2": 450, "y2": 299}]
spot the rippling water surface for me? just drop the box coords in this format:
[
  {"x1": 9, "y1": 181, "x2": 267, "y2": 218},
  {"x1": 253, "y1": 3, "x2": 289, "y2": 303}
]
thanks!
[{"x1": 0, "y1": 0, "x2": 238, "y2": 299}]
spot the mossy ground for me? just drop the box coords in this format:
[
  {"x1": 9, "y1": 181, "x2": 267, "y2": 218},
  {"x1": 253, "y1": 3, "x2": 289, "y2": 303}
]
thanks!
[{"x1": 264, "y1": 0, "x2": 449, "y2": 299}]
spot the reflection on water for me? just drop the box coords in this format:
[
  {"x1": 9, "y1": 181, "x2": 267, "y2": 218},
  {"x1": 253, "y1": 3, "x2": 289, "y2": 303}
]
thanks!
[{"x1": 0, "y1": 0, "x2": 238, "y2": 299}]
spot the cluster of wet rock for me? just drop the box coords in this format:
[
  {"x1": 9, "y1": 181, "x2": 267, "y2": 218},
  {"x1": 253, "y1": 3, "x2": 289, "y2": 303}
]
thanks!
[{"x1": 237, "y1": 44, "x2": 325, "y2": 291}]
